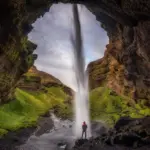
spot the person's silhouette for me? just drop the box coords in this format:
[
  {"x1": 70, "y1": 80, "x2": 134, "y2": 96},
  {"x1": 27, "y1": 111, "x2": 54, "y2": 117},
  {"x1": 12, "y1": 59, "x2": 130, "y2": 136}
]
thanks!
[{"x1": 82, "y1": 121, "x2": 87, "y2": 139}]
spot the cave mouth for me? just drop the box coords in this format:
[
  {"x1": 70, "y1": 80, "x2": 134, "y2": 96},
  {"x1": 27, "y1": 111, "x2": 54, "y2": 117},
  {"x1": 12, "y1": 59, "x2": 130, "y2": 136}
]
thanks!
[
  {"x1": 27, "y1": 3, "x2": 108, "y2": 139},
  {"x1": 28, "y1": 3, "x2": 108, "y2": 90}
]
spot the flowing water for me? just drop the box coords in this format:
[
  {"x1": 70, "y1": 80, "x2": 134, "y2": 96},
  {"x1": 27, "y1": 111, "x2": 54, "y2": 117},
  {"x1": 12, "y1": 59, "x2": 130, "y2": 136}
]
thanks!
[
  {"x1": 18, "y1": 114, "x2": 105, "y2": 150},
  {"x1": 18, "y1": 114, "x2": 75, "y2": 150},
  {"x1": 72, "y1": 4, "x2": 91, "y2": 138}
]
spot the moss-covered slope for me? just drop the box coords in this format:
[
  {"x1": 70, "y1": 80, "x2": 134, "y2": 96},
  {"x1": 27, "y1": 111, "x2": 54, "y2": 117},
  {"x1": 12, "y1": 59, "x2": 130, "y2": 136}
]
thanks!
[
  {"x1": 0, "y1": 66, "x2": 73, "y2": 137},
  {"x1": 90, "y1": 87, "x2": 150, "y2": 126}
]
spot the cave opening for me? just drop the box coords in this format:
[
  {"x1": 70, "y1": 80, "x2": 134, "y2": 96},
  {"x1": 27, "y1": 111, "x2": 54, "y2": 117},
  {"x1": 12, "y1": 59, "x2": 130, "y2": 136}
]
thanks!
[
  {"x1": 28, "y1": 3, "x2": 108, "y2": 90},
  {"x1": 28, "y1": 3, "x2": 108, "y2": 137},
  {"x1": 28, "y1": 3, "x2": 108, "y2": 138}
]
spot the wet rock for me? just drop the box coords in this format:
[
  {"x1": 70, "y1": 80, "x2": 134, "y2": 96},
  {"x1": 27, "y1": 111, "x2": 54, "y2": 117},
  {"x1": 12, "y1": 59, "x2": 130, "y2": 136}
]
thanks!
[
  {"x1": 73, "y1": 117, "x2": 150, "y2": 150},
  {"x1": 91, "y1": 121, "x2": 108, "y2": 137},
  {"x1": 73, "y1": 139, "x2": 88, "y2": 148},
  {"x1": 42, "y1": 111, "x2": 50, "y2": 117},
  {"x1": 57, "y1": 142, "x2": 68, "y2": 150},
  {"x1": 0, "y1": 127, "x2": 36, "y2": 150},
  {"x1": 34, "y1": 116, "x2": 54, "y2": 136},
  {"x1": 0, "y1": 115, "x2": 54, "y2": 150},
  {"x1": 114, "y1": 117, "x2": 134, "y2": 130}
]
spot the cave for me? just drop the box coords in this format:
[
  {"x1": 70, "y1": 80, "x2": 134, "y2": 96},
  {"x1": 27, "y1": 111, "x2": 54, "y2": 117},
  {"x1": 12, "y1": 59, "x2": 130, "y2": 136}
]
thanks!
[
  {"x1": 0, "y1": 0, "x2": 150, "y2": 104},
  {"x1": 0, "y1": 0, "x2": 150, "y2": 149}
]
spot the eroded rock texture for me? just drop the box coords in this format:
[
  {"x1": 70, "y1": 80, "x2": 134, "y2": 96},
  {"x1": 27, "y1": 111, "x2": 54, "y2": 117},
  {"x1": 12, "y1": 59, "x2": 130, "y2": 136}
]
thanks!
[
  {"x1": 0, "y1": 0, "x2": 52, "y2": 103},
  {"x1": 0, "y1": 0, "x2": 150, "y2": 104},
  {"x1": 73, "y1": 117, "x2": 150, "y2": 150},
  {"x1": 88, "y1": 21, "x2": 150, "y2": 103},
  {"x1": 86, "y1": 1, "x2": 150, "y2": 103}
]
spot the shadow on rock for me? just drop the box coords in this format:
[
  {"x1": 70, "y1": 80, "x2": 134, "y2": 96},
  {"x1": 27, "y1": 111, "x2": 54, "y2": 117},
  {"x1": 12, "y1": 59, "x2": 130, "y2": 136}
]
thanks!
[
  {"x1": 73, "y1": 139, "x2": 88, "y2": 149},
  {"x1": 72, "y1": 116, "x2": 150, "y2": 150}
]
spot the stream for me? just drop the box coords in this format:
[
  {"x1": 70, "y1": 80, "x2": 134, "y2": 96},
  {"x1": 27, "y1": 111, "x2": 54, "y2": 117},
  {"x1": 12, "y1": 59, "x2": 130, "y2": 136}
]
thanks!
[{"x1": 17, "y1": 114, "x2": 107, "y2": 150}]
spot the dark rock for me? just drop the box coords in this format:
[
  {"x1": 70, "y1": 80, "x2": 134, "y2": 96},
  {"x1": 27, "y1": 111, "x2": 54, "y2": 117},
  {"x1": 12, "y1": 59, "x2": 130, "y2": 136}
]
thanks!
[
  {"x1": 42, "y1": 111, "x2": 50, "y2": 117},
  {"x1": 73, "y1": 117, "x2": 150, "y2": 150},
  {"x1": 58, "y1": 142, "x2": 68, "y2": 150},
  {"x1": 0, "y1": 127, "x2": 36, "y2": 150},
  {"x1": 32, "y1": 54, "x2": 38, "y2": 60},
  {"x1": 114, "y1": 117, "x2": 134, "y2": 130},
  {"x1": 34, "y1": 116, "x2": 54, "y2": 136},
  {"x1": 22, "y1": 23, "x2": 33, "y2": 35},
  {"x1": 0, "y1": 115, "x2": 54, "y2": 150},
  {"x1": 74, "y1": 139, "x2": 88, "y2": 148}
]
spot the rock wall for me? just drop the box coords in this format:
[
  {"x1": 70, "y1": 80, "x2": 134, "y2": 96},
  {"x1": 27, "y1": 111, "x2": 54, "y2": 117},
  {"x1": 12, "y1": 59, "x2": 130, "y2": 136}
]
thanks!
[
  {"x1": 107, "y1": 21, "x2": 150, "y2": 102},
  {"x1": 0, "y1": 0, "x2": 52, "y2": 103},
  {"x1": 88, "y1": 20, "x2": 150, "y2": 103},
  {"x1": 0, "y1": 0, "x2": 150, "y2": 103}
]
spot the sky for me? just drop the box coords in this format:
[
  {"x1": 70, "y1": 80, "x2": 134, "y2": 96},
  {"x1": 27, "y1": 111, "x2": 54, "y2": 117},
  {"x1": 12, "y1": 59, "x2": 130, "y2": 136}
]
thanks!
[{"x1": 28, "y1": 3, "x2": 108, "y2": 90}]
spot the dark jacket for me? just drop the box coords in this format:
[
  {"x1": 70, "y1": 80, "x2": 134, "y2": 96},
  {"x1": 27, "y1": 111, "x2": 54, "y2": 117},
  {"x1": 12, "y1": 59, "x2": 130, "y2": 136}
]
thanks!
[{"x1": 82, "y1": 124, "x2": 87, "y2": 132}]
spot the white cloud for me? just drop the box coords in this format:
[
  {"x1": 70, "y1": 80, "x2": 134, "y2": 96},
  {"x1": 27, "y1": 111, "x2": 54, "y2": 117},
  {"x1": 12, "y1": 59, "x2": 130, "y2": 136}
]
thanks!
[{"x1": 28, "y1": 3, "x2": 108, "y2": 90}]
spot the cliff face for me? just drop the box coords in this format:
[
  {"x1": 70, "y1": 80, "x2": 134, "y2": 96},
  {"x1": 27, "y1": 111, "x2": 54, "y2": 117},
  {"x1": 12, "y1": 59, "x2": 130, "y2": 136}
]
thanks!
[
  {"x1": 17, "y1": 66, "x2": 73, "y2": 97},
  {"x1": 107, "y1": 21, "x2": 150, "y2": 102},
  {"x1": 0, "y1": 0, "x2": 150, "y2": 104},
  {"x1": 88, "y1": 21, "x2": 150, "y2": 103},
  {"x1": 0, "y1": 0, "x2": 52, "y2": 103},
  {"x1": 17, "y1": 66, "x2": 61, "y2": 90}
]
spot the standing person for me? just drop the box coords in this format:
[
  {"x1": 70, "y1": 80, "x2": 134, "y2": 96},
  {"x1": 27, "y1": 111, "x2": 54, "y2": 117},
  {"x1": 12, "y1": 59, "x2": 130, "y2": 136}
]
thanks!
[{"x1": 82, "y1": 121, "x2": 88, "y2": 139}]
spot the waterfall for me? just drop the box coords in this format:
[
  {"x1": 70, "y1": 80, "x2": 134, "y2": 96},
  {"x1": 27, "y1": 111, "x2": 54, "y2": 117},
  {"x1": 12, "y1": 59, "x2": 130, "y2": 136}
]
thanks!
[{"x1": 72, "y1": 4, "x2": 91, "y2": 138}]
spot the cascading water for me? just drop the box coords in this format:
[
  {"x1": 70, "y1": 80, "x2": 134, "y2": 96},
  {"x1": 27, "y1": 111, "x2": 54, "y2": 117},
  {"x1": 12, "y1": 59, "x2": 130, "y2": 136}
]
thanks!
[{"x1": 72, "y1": 4, "x2": 91, "y2": 138}]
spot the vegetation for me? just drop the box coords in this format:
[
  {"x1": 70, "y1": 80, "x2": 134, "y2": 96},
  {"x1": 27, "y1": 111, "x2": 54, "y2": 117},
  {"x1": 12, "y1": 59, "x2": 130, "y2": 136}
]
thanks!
[
  {"x1": 90, "y1": 87, "x2": 150, "y2": 126},
  {"x1": 0, "y1": 87, "x2": 72, "y2": 137},
  {"x1": 1, "y1": 65, "x2": 149, "y2": 138},
  {"x1": 25, "y1": 55, "x2": 34, "y2": 68}
]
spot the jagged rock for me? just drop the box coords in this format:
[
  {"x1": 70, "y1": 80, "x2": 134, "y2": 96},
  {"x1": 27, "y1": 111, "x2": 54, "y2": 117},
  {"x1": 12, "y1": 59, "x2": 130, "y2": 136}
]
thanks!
[
  {"x1": 74, "y1": 139, "x2": 88, "y2": 148},
  {"x1": 88, "y1": 20, "x2": 150, "y2": 103},
  {"x1": 73, "y1": 117, "x2": 150, "y2": 150},
  {"x1": 57, "y1": 142, "x2": 68, "y2": 150}
]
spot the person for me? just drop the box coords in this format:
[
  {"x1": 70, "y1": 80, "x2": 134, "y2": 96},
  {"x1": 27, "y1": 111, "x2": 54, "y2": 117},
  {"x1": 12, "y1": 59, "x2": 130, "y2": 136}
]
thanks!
[{"x1": 82, "y1": 121, "x2": 87, "y2": 139}]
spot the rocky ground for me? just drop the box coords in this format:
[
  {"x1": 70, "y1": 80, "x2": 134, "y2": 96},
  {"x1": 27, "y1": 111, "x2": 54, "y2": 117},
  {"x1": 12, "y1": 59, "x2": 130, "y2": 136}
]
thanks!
[
  {"x1": 73, "y1": 117, "x2": 150, "y2": 150},
  {"x1": 0, "y1": 111, "x2": 54, "y2": 150},
  {"x1": 0, "y1": 114, "x2": 150, "y2": 150},
  {"x1": 0, "y1": 112, "x2": 107, "y2": 150}
]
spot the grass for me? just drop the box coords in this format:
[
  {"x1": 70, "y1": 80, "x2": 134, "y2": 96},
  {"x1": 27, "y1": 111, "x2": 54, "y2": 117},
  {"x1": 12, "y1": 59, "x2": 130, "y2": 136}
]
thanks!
[
  {"x1": 0, "y1": 87, "x2": 72, "y2": 137},
  {"x1": 90, "y1": 87, "x2": 150, "y2": 126},
  {"x1": 1, "y1": 84, "x2": 149, "y2": 137}
]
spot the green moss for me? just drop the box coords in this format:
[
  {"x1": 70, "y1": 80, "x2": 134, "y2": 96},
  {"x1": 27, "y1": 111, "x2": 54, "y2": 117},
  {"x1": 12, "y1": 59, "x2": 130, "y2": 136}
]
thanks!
[
  {"x1": 21, "y1": 37, "x2": 28, "y2": 50},
  {"x1": 0, "y1": 73, "x2": 13, "y2": 90},
  {"x1": 90, "y1": 87, "x2": 150, "y2": 126},
  {"x1": 25, "y1": 55, "x2": 34, "y2": 67},
  {"x1": 0, "y1": 129, "x2": 8, "y2": 137},
  {"x1": 0, "y1": 87, "x2": 72, "y2": 137}
]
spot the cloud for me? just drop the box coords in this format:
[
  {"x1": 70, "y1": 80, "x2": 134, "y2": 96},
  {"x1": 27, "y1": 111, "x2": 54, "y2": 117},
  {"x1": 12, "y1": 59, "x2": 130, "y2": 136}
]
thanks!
[{"x1": 28, "y1": 3, "x2": 108, "y2": 90}]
